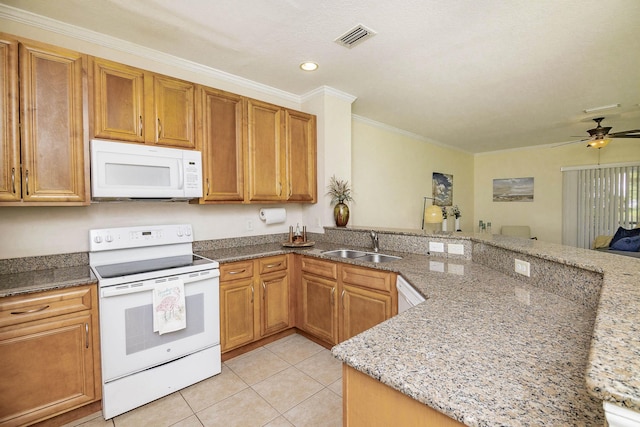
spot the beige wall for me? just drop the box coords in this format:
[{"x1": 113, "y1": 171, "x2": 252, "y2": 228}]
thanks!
[
  {"x1": 474, "y1": 140, "x2": 640, "y2": 243},
  {"x1": 351, "y1": 118, "x2": 475, "y2": 231}
]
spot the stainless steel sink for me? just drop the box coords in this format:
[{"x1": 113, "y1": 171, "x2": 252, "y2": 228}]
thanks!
[
  {"x1": 358, "y1": 253, "x2": 402, "y2": 263},
  {"x1": 322, "y1": 249, "x2": 402, "y2": 263},
  {"x1": 322, "y1": 249, "x2": 368, "y2": 258}
]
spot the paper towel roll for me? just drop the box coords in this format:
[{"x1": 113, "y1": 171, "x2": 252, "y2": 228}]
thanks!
[{"x1": 259, "y1": 208, "x2": 286, "y2": 224}]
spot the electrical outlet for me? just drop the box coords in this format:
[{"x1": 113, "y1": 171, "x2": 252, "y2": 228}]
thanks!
[
  {"x1": 448, "y1": 243, "x2": 464, "y2": 255},
  {"x1": 515, "y1": 259, "x2": 530, "y2": 277},
  {"x1": 429, "y1": 241, "x2": 445, "y2": 252},
  {"x1": 429, "y1": 261, "x2": 445, "y2": 272},
  {"x1": 246, "y1": 219, "x2": 254, "y2": 231}
]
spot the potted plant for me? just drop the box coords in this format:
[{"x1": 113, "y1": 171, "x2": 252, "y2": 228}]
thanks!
[{"x1": 327, "y1": 175, "x2": 353, "y2": 227}]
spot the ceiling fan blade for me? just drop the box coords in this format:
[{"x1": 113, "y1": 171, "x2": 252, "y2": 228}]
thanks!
[
  {"x1": 551, "y1": 138, "x2": 590, "y2": 148},
  {"x1": 610, "y1": 129, "x2": 640, "y2": 138}
]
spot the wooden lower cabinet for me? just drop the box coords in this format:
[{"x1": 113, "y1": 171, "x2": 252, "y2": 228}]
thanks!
[
  {"x1": 220, "y1": 255, "x2": 291, "y2": 353},
  {"x1": 298, "y1": 256, "x2": 396, "y2": 347},
  {"x1": 0, "y1": 285, "x2": 100, "y2": 427},
  {"x1": 340, "y1": 283, "x2": 392, "y2": 342},
  {"x1": 300, "y1": 273, "x2": 339, "y2": 345},
  {"x1": 343, "y1": 365, "x2": 464, "y2": 427}
]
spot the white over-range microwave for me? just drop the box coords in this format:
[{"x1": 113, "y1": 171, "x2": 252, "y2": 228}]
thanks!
[{"x1": 90, "y1": 139, "x2": 203, "y2": 201}]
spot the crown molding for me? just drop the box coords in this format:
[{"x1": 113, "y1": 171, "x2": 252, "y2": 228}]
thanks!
[
  {"x1": 0, "y1": 3, "x2": 301, "y2": 104},
  {"x1": 301, "y1": 85, "x2": 357, "y2": 104}
]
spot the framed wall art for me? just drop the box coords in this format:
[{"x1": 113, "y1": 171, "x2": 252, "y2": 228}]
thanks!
[
  {"x1": 432, "y1": 172, "x2": 453, "y2": 206},
  {"x1": 493, "y1": 177, "x2": 534, "y2": 202}
]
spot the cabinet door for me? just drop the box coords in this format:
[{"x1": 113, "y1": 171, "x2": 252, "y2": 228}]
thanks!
[
  {"x1": 259, "y1": 270, "x2": 290, "y2": 337},
  {"x1": 152, "y1": 75, "x2": 195, "y2": 148},
  {"x1": 286, "y1": 109, "x2": 317, "y2": 202},
  {"x1": 220, "y1": 277, "x2": 255, "y2": 352},
  {"x1": 340, "y1": 283, "x2": 392, "y2": 342},
  {"x1": 246, "y1": 99, "x2": 285, "y2": 201},
  {"x1": 198, "y1": 87, "x2": 245, "y2": 202},
  {"x1": 0, "y1": 36, "x2": 19, "y2": 202},
  {"x1": 0, "y1": 313, "x2": 98, "y2": 426},
  {"x1": 19, "y1": 40, "x2": 88, "y2": 204},
  {"x1": 90, "y1": 57, "x2": 145, "y2": 142},
  {"x1": 300, "y1": 273, "x2": 338, "y2": 345}
]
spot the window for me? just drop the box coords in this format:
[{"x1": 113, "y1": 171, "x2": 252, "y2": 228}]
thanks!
[{"x1": 562, "y1": 163, "x2": 640, "y2": 249}]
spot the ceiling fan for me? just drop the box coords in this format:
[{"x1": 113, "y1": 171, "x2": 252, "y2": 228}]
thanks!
[{"x1": 575, "y1": 117, "x2": 640, "y2": 148}]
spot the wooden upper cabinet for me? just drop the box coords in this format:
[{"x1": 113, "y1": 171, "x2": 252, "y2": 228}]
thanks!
[
  {"x1": 17, "y1": 39, "x2": 89, "y2": 204},
  {"x1": 197, "y1": 86, "x2": 245, "y2": 202},
  {"x1": 89, "y1": 57, "x2": 195, "y2": 149},
  {"x1": 151, "y1": 75, "x2": 195, "y2": 148},
  {"x1": 0, "y1": 36, "x2": 20, "y2": 203},
  {"x1": 246, "y1": 98, "x2": 286, "y2": 201},
  {"x1": 91, "y1": 58, "x2": 145, "y2": 143},
  {"x1": 286, "y1": 109, "x2": 317, "y2": 202}
]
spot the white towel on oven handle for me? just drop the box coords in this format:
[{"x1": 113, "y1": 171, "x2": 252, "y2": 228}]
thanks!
[{"x1": 153, "y1": 278, "x2": 186, "y2": 335}]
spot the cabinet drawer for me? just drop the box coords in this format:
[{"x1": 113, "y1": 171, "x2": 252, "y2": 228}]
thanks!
[
  {"x1": 341, "y1": 265, "x2": 392, "y2": 293},
  {"x1": 220, "y1": 260, "x2": 254, "y2": 281},
  {"x1": 301, "y1": 257, "x2": 338, "y2": 279},
  {"x1": 257, "y1": 255, "x2": 288, "y2": 275},
  {"x1": 0, "y1": 285, "x2": 94, "y2": 329}
]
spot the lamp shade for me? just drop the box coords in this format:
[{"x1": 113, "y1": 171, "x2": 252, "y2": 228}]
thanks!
[
  {"x1": 588, "y1": 138, "x2": 611, "y2": 148},
  {"x1": 424, "y1": 205, "x2": 443, "y2": 224}
]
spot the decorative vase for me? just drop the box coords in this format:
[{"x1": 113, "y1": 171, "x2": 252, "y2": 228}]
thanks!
[
  {"x1": 442, "y1": 218, "x2": 448, "y2": 232},
  {"x1": 334, "y1": 203, "x2": 350, "y2": 227},
  {"x1": 455, "y1": 217, "x2": 461, "y2": 231}
]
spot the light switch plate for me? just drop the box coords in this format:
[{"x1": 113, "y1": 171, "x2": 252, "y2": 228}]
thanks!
[
  {"x1": 429, "y1": 241, "x2": 445, "y2": 252},
  {"x1": 448, "y1": 243, "x2": 464, "y2": 255}
]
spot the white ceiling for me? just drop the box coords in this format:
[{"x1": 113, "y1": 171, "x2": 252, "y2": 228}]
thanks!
[{"x1": 2, "y1": 0, "x2": 640, "y2": 153}]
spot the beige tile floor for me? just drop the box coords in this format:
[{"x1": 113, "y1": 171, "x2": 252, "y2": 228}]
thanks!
[{"x1": 64, "y1": 334, "x2": 343, "y2": 427}]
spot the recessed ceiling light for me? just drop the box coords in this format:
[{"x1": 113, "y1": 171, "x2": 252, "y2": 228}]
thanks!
[{"x1": 299, "y1": 61, "x2": 318, "y2": 71}]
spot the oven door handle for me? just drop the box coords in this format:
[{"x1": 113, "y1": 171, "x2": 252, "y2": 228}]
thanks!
[{"x1": 101, "y1": 282, "x2": 157, "y2": 297}]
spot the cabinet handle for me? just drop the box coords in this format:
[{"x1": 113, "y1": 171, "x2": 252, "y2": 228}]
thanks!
[
  {"x1": 206, "y1": 178, "x2": 210, "y2": 196},
  {"x1": 11, "y1": 167, "x2": 16, "y2": 194},
  {"x1": 251, "y1": 285, "x2": 254, "y2": 303},
  {"x1": 341, "y1": 290, "x2": 345, "y2": 309},
  {"x1": 158, "y1": 118, "x2": 162, "y2": 139},
  {"x1": 265, "y1": 262, "x2": 282, "y2": 269},
  {"x1": 228, "y1": 269, "x2": 246, "y2": 275},
  {"x1": 278, "y1": 182, "x2": 282, "y2": 196},
  {"x1": 139, "y1": 115, "x2": 143, "y2": 136},
  {"x1": 25, "y1": 169, "x2": 29, "y2": 196},
  {"x1": 11, "y1": 304, "x2": 50, "y2": 315},
  {"x1": 262, "y1": 281, "x2": 266, "y2": 300},
  {"x1": 85, "y1": 323, "x2": 89, "y2": 349},
  {"x1": 289, "y1": 183, "x2": 292, "y2": 197},
  {"x1": 330, "y1": 287, "x2": 335, "y2": 306}
]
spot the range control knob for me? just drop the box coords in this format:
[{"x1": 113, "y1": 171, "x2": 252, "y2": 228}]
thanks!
[
  {"x1": 105, "y1": 234, "x2": 113, "y2": 243},
  {"x1": 184, "y1": 228, "x2": 192, "y2": 237},
  {"x1": 177, "y1": 228, "x2": 183, "y2": 237},
  {"x1": 93, "y1": 236, "x2": 103, "y2": 244}
]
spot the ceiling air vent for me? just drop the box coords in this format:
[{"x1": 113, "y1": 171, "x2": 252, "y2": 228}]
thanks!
[{"x1": 334, "y1": 24, "x2": 376, "y2": 48}]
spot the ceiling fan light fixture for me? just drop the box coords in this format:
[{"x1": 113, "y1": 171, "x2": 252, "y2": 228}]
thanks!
[
  {"x1": 588, "y1": 138, "x2": 611, "y2": 149},
  {"x1": 299, "y1": 61, "x2": 318, "y2": 71}
]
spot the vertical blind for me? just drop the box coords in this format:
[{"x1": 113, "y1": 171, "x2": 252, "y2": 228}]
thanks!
[{"x1": 564, "y1": 164, "x2": 639, "y2": 249}]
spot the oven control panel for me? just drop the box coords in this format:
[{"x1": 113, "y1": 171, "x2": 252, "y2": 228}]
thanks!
[{"x1": 89, "y1": 224, "x2": 194, "y2": 251}]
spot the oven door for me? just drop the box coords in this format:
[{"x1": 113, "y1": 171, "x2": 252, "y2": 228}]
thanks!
[{"x1": 99, "y1": 269, "x2": 219, "y2": 382}]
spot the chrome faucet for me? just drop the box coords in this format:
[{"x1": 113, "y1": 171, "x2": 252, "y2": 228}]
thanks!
[{"x1": 370, "y1": 230, "x2": 379, "y2": 252}]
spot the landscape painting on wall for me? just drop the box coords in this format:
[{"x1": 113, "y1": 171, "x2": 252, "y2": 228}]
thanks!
[
  {"x1": 493, "y1": 177, "x2": 534, "y2": 202},
  {"x1": 432, "y1": 172, "x2": 453, "y2": 206}
]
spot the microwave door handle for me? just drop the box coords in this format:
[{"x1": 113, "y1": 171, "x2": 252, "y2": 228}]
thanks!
[{"x1": 179, "y1": 160, "x2": 185, "y2": 190}]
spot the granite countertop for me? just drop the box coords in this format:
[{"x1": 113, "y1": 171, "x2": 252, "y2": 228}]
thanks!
[
  {"x1": 0, "y1": 265, "x2": 96, "y2": 298},
  {"x1": 331, "y1": 255, "x2": 603, "y2": 426}
]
